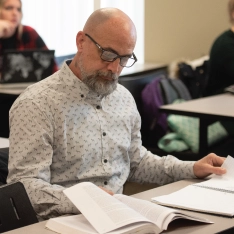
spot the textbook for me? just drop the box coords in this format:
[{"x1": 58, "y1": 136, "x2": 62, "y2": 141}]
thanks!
[
  {"x1": 45, "y1": 182, "x2": 212, "y2": 234},
  {"x1": 152, "y1": 155, "x2": 234, "y2": 217}
]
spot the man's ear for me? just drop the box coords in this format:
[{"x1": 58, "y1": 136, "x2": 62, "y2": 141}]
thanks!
[{"x1": 76, "y1": 31, "x2": 84, "y2": 51}]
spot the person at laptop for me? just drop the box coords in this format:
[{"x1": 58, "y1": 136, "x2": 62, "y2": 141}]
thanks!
[
  {"x1": 206, "y1": 0, "x2": 234, "y2": 96},
  {"x1": 0, "y1": 0, "x2": 58, "y2": 72},
  {"x1": 7, "y1": 7, "x2": 226, "y2": 220},
  {"x1": 205, "y1": 0, "x2": 234, "y2": 137}
]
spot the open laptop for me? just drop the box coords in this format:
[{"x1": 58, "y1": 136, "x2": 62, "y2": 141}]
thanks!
[{"x1": 0, "y1": 49, "x2": 55, "y2": 87}]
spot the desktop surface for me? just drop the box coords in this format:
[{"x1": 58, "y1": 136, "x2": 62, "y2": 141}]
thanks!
[
  {"x1": 3, "y1": 179, "x2": 234, "y2": 234},
  {"x1": 132, "y1": 179, "x2": 234, "y2": 234},
  {"x1": 160, "y1": 93, "x2": 234, "y2": 121},
  {"x1": 0, "y1": 138, "x2": 9, "y2": 148}
]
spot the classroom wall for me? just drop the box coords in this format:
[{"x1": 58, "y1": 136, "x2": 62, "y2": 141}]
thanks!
[{"x1": 145, "y1": 0, "x2": 230, "y2": 64}]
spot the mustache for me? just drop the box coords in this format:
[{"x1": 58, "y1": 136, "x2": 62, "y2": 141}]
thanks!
[{"x1": 97, "y1": 71, "x2": 118, "y2": 81}]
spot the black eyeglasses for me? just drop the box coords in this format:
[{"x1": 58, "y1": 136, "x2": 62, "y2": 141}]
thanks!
[{"x1": 85, "y1": 33, "x2": 137, "y2": 68}]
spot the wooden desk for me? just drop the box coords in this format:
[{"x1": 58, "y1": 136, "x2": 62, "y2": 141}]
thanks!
[
  {"x1": 0, "y1": 137, "x2": 9, "y2": 148},
  {"x1": 3, "y1": 179, "x2": 234, "y2": 234},
  {"x1": 0, "y1": 82, "x2": 34, "y2": 95},
  {"x1": 160, "y1": 93, "x2": 234, "y2": 156}
]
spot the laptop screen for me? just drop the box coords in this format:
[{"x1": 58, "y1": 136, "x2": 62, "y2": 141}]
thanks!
[{"x1": 0, "y1": 49, "x2": 55, "y2": 84}]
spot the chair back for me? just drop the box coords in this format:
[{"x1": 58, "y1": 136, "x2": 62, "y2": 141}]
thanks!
[
  {"x1": 0, "y1": 147, "x2": 9, "y2": 184},
  {"x1": 119, "y1": 70, "x2": 167, "y2": 114},
  {"x1": 0, "y1": 182, "x2": 38, "y2": 232},
  {"x1": 119, "y1": 69, "x2": 167, "y2": 146}
]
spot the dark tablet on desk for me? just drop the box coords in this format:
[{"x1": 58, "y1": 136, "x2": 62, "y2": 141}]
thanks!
[{"x1": 0, "y1": 49, "x2": 55, "y2": 84}]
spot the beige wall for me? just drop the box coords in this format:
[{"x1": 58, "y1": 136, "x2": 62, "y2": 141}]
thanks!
[{"x1": 145, "y1": 0, "x2": 230, "y2": 63}]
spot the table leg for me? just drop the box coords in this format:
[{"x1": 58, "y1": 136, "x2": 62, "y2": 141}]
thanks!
[
  {"x1": 199, "y1": 119, "x2": 209, "y2": 156},
  {"x1": 199, "y1": 119, "x2": 216, "y2": 156}
]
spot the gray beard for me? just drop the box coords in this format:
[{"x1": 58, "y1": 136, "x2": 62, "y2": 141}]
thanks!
[{"x1": 79, "y1": 59, "x2": 118, "y2": 97}]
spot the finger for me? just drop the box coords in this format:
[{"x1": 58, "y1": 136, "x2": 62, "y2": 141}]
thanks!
[
  {"x1": 207, "y1": 165, "x2": 226, "y2": 175},
  {"x1": 207, "y1": 154, "x2": 226, "y2": 166},
  {"x1": 99, "y1": 186, "x2": 114, "y2": 195},
  {"x1": 212, "y1": 156, "x2": 226, "y2": 167}
]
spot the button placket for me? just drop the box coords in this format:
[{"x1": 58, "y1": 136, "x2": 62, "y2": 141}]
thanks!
[{"x1": 102, "y1": 131, "x2": 108, "y2": 165}]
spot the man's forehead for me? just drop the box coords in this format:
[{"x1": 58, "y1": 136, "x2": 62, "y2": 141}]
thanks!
[{"x1": 96, "y1": 34, "x2": 135, "y2": 56}]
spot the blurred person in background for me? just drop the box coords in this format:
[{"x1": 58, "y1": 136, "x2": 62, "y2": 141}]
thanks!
[
  {"x1": 206, "y1": 0, "x2": 234, "y2": 136},
  {"x1": 206, "y1": 0, "x2": 234, "y2": 96},
  {"x1": 0, "y1": 0, "x2": 58, "y2": 73}
]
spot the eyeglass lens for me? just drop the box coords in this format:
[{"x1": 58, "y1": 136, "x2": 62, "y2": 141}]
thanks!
[{"x1": 101, "y1": 51, "x2": 135, "y2": 67}]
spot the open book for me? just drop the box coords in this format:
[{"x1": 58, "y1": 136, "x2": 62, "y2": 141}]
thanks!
[
  {"x1": 46, "y1": 182, "x2": 212, "y2": 234},
  {"x1": 152, "y1": 155, "x2": 234, "y2": 217}
]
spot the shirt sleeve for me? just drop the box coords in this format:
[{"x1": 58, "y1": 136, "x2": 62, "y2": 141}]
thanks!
[
  {"x1": 130, "y1": 150, "x2": 196, "y2": 185},
  {"x1": 127, "y1": 106, "x2": 196, "y2": 185},
  {"x1": 7, "y1": 98, "x2": 79, "y2": 220}
]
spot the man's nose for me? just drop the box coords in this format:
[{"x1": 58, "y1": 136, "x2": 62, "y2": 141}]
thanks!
[{"x1": 107, "y1": 58, "x2": 121, "y2": 74}]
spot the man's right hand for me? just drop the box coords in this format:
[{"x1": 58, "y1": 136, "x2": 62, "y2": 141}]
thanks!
[
  {"x1": 99, "y1": 186, "x2": 114, "y2": 195},
  {"x1": 0, "y1": 20, "x2": 16, "y2": 38}
]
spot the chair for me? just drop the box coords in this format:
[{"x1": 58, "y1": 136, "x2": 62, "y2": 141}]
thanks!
[
  {"x1": 177, "y1": 59, "x2": 209, "y2": 99},
  {"x1": 119, "y1": 69, "x2": 234, "y2": 161},
  {"x1": 0, "y1": 94, "x2": 19, "y2": 138},
  {"x1": 119, "y1": 69, "x2": 167, "y2": 145},
  {"x1": 118, "y1": 70, "x2": 197, "y2": 159},
  {"x1": 0, "y1": 181, "x2": 38, "y2": 233},
  {"x1": 0, "y1": 147, "x2": 9, "y2": 184}
]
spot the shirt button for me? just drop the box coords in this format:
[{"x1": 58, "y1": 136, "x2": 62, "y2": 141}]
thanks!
[
  {"x1": 103, "y1": 132, "x2": 106, "y2": 136},
  {"x1": 104, "y1": 181, "x2": 107, "y2": 185},
  {"x1": 96, "y1": 105, "x2": 100, "y2": 109},
  {"x1": 81, "y1": 94, "x2": 84, "y2": 98},
  {"x1": 104, "y1": 159, "x2": 108, "y2": 163}
]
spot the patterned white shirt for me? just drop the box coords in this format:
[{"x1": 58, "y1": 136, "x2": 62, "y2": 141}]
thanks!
[{"x1": 7, "y1": 61, "x2": 196, "y2": 220}]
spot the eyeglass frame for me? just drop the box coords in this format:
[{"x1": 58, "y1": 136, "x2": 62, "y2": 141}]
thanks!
[{"x1": 85, "y1": 33, "x2": 137, "y2": 68}]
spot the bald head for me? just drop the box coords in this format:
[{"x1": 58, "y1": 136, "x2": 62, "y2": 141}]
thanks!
[{"x1": 83, "y1": 8, "x2": 137, "y2": 46}]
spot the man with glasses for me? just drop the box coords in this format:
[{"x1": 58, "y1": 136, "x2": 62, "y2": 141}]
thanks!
[{"x1": 7, "y1": 8, "x2": 226, "y2": 220}]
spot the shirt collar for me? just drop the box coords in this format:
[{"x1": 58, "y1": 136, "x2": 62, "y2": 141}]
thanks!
[{"x1": 60, "y1": 60, "x2": 107, "y2": 104}]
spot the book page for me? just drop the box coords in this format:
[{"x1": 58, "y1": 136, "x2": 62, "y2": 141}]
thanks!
[
  {"x1": 46, "y1": 214, "x2": 160, "y2": 234},
  {"x1": 63, "y1": 182, "x2": 154, "y2": 234},
  {"x1": 114, "y1": 194, "x2": 174, "y2": 230},
  {"x1": 194, "y1": 155, "x2": 234, "y2": 192},
  {"x1": 46, "y1": 214, "x2": 100, "y2": 234},
  {"x1": 115, "y1": 194, "x2": 211, "y2": 231}
]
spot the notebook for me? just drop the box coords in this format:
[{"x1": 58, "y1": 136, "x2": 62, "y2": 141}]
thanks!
[
  {"x1": 152, "y1": 155, "x2": 234, "y2": 217},
  {"x1": 0, "y1": 49, "x2": 55, "y2": 87}
]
